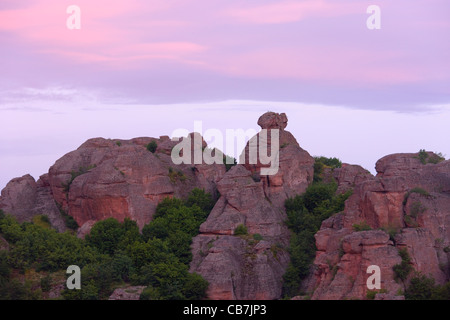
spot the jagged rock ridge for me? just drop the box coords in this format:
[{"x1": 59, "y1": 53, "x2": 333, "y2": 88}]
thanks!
[{"x1": 1, "y1": 112, "x2": 449, "y2": 301}]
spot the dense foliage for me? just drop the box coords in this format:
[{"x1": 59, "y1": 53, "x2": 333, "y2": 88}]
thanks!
[
  {"x1": 146, "y1": 140, "x2": 158, "y2": 153},
  {"x1": 0, "y1": 188, "x2": 214, "y2": 300},
  {"x1": 282, "y1": 176, "x2": 352, "y2": 298},
  {"x1": 313, "y1": 156, "x2": 342, "y2": 183},
  {"x1": 405, "y1": 273, "x2": 450, "y2": 300}
]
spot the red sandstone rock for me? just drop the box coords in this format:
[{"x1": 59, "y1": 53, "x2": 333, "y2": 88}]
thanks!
[
  {"x1": 241, "y1": 111, "x2": 314, "y2": 209},
  {"x1": 190, "y1": 165, "x2": 292, "y2": 299},
  {"x1": 109, "y1": 286, "x2": 146, "y2": 300},
  {"x1": 47, "y1": 136, "x2": 225, "y2": 232},
  {"x1": 190, "y1": 112, "x2": 315, "y2": 300},
  {"x1": 0, "y1": 174, "x2": 66, "y2": 232},
  {"x1": 304, "y1": 153, "x2": 450, "y2": 300},
  {"x1": 2, "y1": 114, "x2": 450, "y2": 301}
]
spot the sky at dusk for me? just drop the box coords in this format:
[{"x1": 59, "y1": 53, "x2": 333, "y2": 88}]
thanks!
[{"x1": 1, "y1": 0, "x2": 450, "y2": 189}]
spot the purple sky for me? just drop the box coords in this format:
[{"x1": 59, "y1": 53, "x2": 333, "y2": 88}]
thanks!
[{"x1": 1, "y1": 0, "x2": 450, "y2": 189}]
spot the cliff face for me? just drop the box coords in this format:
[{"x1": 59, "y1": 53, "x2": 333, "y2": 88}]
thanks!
[
  {"x1": 303, "y1": 154, "x2": 450, "y2": 299},
  {"x1": 1, "y1": 112, "x2": 449, "y2": 300},
  {"x1": 190, "y1": 112, "x2": 314, "y2": 299},
  {"x1": 47, "y1": 135, "x2": 225, "y2": 234}
]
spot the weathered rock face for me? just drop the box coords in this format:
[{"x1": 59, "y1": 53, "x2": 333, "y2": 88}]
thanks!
[
  {"x1": 109, "y1": 286, "x2": 146, "y2": 300},
  {"x1": 303, "y1": 152, "x2": 450, "y2": 300},
  {"x1": 2, "y1": 133, "x2": 226, "y2": 235},
  {"x1": 3, "y1": 112, "x2": 450, "y2": 301},
  {"x1": 333, "y1": 164, "x2": 373, "y2": 195},
  {"x1": 0, "y1": 174, "x2": 66, "y2": 232},
  {"x1": 47, "y1": 135, "x2": 226, "y2": 232},
  {"x1": 0, "y1": 174, "x2": 37, "y2": 222},
  {"x1": 241, "y1": 111, "x2": 314, "y2": 209},
  {"x1": 190, "y1": 112, "x2": 315, "y2": 300},
  {"x1": 190, "y1": 165, "x2": 291, "y2": 300}
]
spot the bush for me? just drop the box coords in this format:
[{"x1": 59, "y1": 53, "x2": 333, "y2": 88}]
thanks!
[
  {"x1": 403, "y1": 272, "x2": 450, "y2": 300},
  {"x1": 32, "y1": 215, "x2": 51, "y2": 229},
  {"x1": 408, "y1": 187, "x2": 430, "y2": 196},
  {"x1": 366, "y1": 289, "x2": 387, "y2": 300},
  {"x1": 186, "y1": 188, "x2": 214, "y2": 213},
  {"x1": 223, "y1": 155, "x2": 237, "y2": 172},
  {"x1": 168, "y1": 167, "x2": 186, "y2": 183},
  {"x1": 0, "y1": 189, "x2": 215, "y2": 300},
  {"x1": 62, "y1": 165, "x2": 97, "y2": 193},
  {"x1": 352, "y1": 221, "x2": 372, "y2": 232},
  {"x1": 302, "y1": 182, "x2": 337, "y2": 212},
  {"x1": 416, "y1": 149, "x2": 445, "y2": 165},
  {"x1": 428, "y1": 152, "x2": 445, "y2": 164},
  {"x1": 147, "y1": 141, "x2": 158, "y2": 153},
  {"x1": 405, "y1": 273, "x2": 436, "y2": 300},
  {"x1": 314, "y1": 156, "x2": 342, "y2": 169},
  {"x1": 85, "y1": 218, "x2": 125, "y2": 255},
  {"x1": 393, "y1": 248, "x2": 413, "y2": 282},
  {"x1": 182, "y1": 272, "x2": 209, "y2": 300},
  {"x1": 234, "y1": 224, "x2": 248, "y2": 236},
  {"x1": 410, "y1": 201, "x2": 426, "y2": 218},
  {"x1": 40, "y1": 275, "x2": 52, "y2": 292},
  {"x1": 253, "y1": 233, "x2": 263, "y2": 241},
  {"x1": 282, "y1": 180, "x2": 351, "y2": 298},
  {"x1": 417, "y1": 149, "x2": 429, "y2": 164},
  {"x1": 313, "y1": 156, "x2": 342, "y2": 183}
]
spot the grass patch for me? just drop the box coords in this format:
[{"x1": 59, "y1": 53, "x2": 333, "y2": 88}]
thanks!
[
  {"x1": 352, "y1": 221, "x2": 372, "y2": 232},
  {"x1": 233, "y1": 224, "x2": 248, "y2": 236},
  {"x1": 32, "y1": 215, "x2": 51, "y2": 229},
  {"x1": 62, "y1": 165, "x2": 96, "y2": 193},
  {"x1": 168, "y1": 167, "x2": 186, "y2": 183}
]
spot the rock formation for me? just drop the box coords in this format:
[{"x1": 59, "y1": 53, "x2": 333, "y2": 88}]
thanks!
[
  {"x1": 1, "y1": 134, "x2": 226, "y2": 235},
  {"x1": 1, "y1": 112, "x2": 450, "y2": 301},
  {"x1": 241, "y1": 112, "x2": 314, "y2": 208},
  {"x1": 47, "y1": 135, "x2": 225, "y2": 233},
  {"x1": 109, "y1": 286, "x2": 146, "y2": 300},
  {"x1": 0, "y1": 174, "x2": 66, "y2": 232},
  {"x1": 190, "y1": 112, "x2": 315, "y2": 299},
  {"x1": 302, "y1": 153, "x2": 450, "y2": 299}
]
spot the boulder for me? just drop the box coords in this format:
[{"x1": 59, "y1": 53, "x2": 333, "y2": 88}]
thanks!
[
  {"x1": 0, "y1": 174, "x2": 66, "y2": 232},
  {"x1": 240, "y1": 111, "x2": 314, "y2": 209},
  {"x1": 109, "y1": 286, "x2": 146, "y2": 300}
]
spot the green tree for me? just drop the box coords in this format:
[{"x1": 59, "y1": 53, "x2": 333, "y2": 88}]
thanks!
[
  {"x1": 405, "y1": 273, "x2": 436, "y2": 300},
  {"x1": 186, "y1": 188, "x2": 214, "y2": 213},
  {"x1": 282, "y1": 180, "x2": 351, "y2": 298},
  {"x1": 182, "y1": 272, "x2": 209, "y2": 300},
  {"x1": 147, "y1": 140, "x2": 158, "y2": 153},
  {"x1": 85, "y1": 218, "x2": 125, "y2": 255}
]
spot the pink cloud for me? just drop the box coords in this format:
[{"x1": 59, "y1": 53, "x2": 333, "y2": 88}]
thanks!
[
  {"x1": 228, "y1": 0, "x2": 361, "y2": 24},
  {"x1": 1, "y1": 0, "x2": 448, "y2": 100},
  {"x1": 40, "y1": 42, "x2": 207, "y2": 65},
  {"x1": 0, "y1": 0, "x2": 204, "y2": 66},
  {"x1": 206, "y1": 45, "x2": 423, "y2": 85}
]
